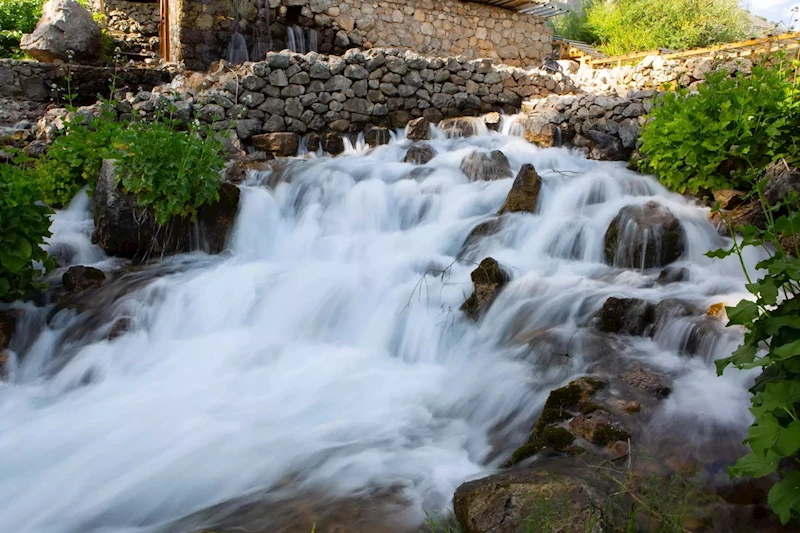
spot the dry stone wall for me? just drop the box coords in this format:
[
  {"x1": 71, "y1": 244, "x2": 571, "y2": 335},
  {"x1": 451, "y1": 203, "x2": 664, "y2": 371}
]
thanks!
[
  {"x1": 176, "y1": 48, "x2": 572, "y2": 136},
  {"x1": 175, "y1": 0, "x2": 551, "y2": 71},
  {"x1": 0, "y1": 59, "x2": 174, "y2": 103},
  {"x1": 103, "y1": 0, "x2": 161, "y2": 56}
]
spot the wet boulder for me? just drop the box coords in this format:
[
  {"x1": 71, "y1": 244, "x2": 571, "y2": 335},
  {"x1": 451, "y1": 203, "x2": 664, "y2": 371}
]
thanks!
[
  {"x1": 454, "y1": 471, "x2": 596, "y2": 533},
  {"x1": 252, "y1": 132, "x2": 299, "y2": 157},
  {"x1": 62, "y1": 266, "x2": 105, "y2": 293},
  {"x1": 623, "y1": 366, "x2": 671, "y2": 398},
  {"x1": 460, "y1": 150, "x2": 512, "y2": 182},
  {"x1": 321, "y1": 132, "x2": 345, "y2": 155},
  {"x1": 404, "y1": 143, "x2": 436, "y2": 165},
  {"x1": 20, "y1": 0, "x2": 101, "y2": 63},
  {"x1": 569, "y1": 409, "x2": 630, "y2": 446},
  {"x1": 461, "y1": 258, "x2": 509, "y2": 320},
  {"x1": 498, "y1": 164, "x2": 542, "y2": 214},
  {"x1": 599, "y1": 297, "x2": 655, "y2": 336},
  {"x1": 605, "y1": 201, "x2": 685, "y2": 269},
  {"x1": 656, "y1": 266, "x2": 689, "y2": 284},
  {"x1": 439, "y1": 117, "x2": 480, "y2": 138},
  {"x1": 505, "y1": 377, "x2": 604, "y2": 466},
  {"x1": 92, "y1": 160, "x2": 241, "y2": 260},
  {"x1": 763, "y1": 160, "x2": 800, "y2": 206},
  {"x1": 521, "y1": 116, "x2": 561, "y2": 148},
  {"x1": 405, "y1": 117, "x2": 430, "y2": 141},
  {"x1": 364, "y1": 126, "x2": 390, "y2": 147},
  {"x1": 0, "y1": 310, "x2": 21, "y2": 353}
]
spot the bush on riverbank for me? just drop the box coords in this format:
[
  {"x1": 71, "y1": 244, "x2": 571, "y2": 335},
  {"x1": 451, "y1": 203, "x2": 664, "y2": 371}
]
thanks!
[
  {"x1": 0, "y1": 162, "x2": 54, "y2": 302},
  {"x1": 0, "y1": 106, "x2": 227, "y2": 299},
  {"x1": 639, "y1": 61, "x2": 800, "y2": 195}
]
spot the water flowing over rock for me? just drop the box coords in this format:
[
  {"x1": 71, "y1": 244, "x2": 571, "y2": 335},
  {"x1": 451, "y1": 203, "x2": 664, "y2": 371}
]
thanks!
[
  {"x1": 20, "y1": 0, "x2": 101, "y2": 62},
  {"x1": 439, "y1": 117, "x2": 481, "y2": 138},
  {"x1": 91, "y1": 160, "x2": 240, "y2": 259},
  {"x1": 62, "y1": 266, "x2": 105, "y2": 293},
  {"x1": 604, "y1": 201, "x2": 685, "y2": 269},
  {"x1": 498, "y1": 164, "x2": 542, "y2": 214},
  {"x1": 599, "y1": 297, "x2": 654, "y2": 336},
  {"x1": 0, "y1": 127, "x2": 773, "y2": 533},
  {"x1": 460, "y1": 150, "x2": 512, "y2": 182},
  {"x1": 404, "y1": 143, "x2": 436, "y2": 165},
  {"x1": 461, "y1": 258, "x2": 509, "y2": 320}
]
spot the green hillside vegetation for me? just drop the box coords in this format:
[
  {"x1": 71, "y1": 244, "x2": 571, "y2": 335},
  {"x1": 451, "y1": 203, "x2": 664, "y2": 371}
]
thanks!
[{"x1": 552, "y1": 0, "x2": 750, "y2": 56}]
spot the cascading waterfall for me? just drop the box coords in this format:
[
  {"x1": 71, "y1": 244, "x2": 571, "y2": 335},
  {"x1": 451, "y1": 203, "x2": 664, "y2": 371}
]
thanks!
[
  {"x1": 249, "y1": 0, "x2": 272, "y2": 62},
  {"x1": 225, "y1": 0, "x2": 249, "y2": 65},
  {"x1": 0, "y1": 128, "x2": 764, "y2": 533},
  {"x1": 286, "y1": 25, "x2": 308, "y2": 54},
  {"x1": 307, "y1": 28, "x2": 319, "y2": 53}
]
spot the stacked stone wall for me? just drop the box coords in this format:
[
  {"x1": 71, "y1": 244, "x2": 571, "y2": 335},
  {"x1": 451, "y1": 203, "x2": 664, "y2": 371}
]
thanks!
[
  {"x1": 176, "y1": 0, "x2": 551, "y2": 71},
  {"x1": 103, "y1": 0, "x2": 161, "y2": 56}
]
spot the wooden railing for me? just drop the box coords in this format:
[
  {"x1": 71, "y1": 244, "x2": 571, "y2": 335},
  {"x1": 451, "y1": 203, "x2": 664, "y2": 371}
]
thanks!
[{"x1": 587, "y1": 31, "x2": 800, "y2": 68}]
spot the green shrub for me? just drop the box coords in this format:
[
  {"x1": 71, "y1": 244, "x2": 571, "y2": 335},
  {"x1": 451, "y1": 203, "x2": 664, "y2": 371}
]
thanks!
[
  {"x1": 639, "y1": 62, "x2": 800, "y2": 194},
  {"x1": 34, "y1": 109, "x2": 124, "y2": 207},
  {"x1": 112, "y1": 117, "x2": 226, "y2": 225},
  {"x1": 0, "y1": 162, "x2": 54, "y2": 302},
  {"x1": 550, "y1": 0, "x2": 749, "y2": 56},
  {"x1": 32, "y1": 106, "x2": 226, "y2": 224},
  {"x1": 0, "y1": 0, "x2": 44, "y2": 58}
]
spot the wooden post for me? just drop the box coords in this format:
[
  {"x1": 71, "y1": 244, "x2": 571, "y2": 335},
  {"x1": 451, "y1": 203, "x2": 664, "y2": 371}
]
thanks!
[{"x1": 159, "y1": 0, "x2": 171, "y2": 62}]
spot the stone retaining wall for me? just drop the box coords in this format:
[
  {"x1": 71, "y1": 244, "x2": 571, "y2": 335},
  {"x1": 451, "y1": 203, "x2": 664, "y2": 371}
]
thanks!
[
  {"x1": 0, "y1": 60, "x2": 175, "y2": 104},
  {"x1": 567, "y1": 55, "x2": 757, "y2": 96},
  {"x1": 175, "y1": 0, "x2": 551, "y2": 71},
  {"x1": 519, "y1": 90, "x2": 658, "y2": 161},
  {"x1": 169, "y1": 48, "x2": 572, "y2": 138}
]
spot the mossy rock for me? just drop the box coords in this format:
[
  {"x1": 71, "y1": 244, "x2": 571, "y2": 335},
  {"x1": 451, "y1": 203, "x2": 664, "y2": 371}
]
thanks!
[
  {"x1": 461, "y1": 257, "x2": 509, "y2": 320},
  {"x1": 504, "y1": 426, "x2": 578, "y2": 466},
  {"x1": 454, "y1": 470, "x2": 597, "y2": 533}
]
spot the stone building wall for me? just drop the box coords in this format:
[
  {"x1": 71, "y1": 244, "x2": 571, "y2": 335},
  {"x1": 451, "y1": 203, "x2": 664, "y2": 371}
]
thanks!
[
  {"x1": 174, "y1": 0, "x2": 552, "y2": 71},
  {"x1": 103, "y1": 0, "x2": 161, "y2": 56}
]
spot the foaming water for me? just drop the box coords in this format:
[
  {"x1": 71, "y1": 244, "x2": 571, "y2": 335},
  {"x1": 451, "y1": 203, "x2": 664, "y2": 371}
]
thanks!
[
  {"x1": 0, "y1": 130, "x2": 763, "y2": 533},
  {"x1": 46, "y1": 188, "x2": 106, "y2": 268}
]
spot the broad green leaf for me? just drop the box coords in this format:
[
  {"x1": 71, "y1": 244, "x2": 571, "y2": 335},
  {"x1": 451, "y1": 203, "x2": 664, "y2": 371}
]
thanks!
[
  {"x1": 768, "y1": 472, "x2": 800, "y2": 525},
  {"x1": 730, "y1": 450, "x2": 781, "y2": 478},
  {"x1": 727, "y1": 300, "x2": 760, "y2": 325}
]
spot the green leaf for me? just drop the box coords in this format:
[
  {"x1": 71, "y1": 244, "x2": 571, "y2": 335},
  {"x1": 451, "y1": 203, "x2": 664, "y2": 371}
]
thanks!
[
  {"x1": 774, "y1": 340, "x2": 800, "y2": 360},
  {"x1": 730, "y1": 450, "x2": 781, "y2": 478},
  {"x1": 768, "y1": 472, "x2": 800, "y2": 525},
  {"x1": 727, "y1": 300, "x2": 760, "y2": 325}
]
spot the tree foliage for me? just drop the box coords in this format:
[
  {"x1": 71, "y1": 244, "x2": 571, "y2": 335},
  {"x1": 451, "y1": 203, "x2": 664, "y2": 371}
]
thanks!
[
  {"x1": 551, "y1": 0, "x2": 750, "y2": 56},
  {"x1": 0, "y1": 0, "x2": 43, "y2": 58}
]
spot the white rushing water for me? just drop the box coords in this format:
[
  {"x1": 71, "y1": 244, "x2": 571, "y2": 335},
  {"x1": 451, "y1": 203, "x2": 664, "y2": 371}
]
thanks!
[{"x1": 0, "y1": 127, "x2": 764, "y2": 533}]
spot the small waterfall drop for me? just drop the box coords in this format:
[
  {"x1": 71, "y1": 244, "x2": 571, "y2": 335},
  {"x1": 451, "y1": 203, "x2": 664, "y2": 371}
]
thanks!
[
  {"x1": 286, "y1": 25, "x2": 306, "y2": 54},
  {"x1": 226, "y1": 0, "x2": 249, "y2": 65},
  {"x1": 307, "y1": 28, "x2": 319, "y2": 53},
  {"x1": 250, "y1": 0, "x2": 272, "y2": 61}
]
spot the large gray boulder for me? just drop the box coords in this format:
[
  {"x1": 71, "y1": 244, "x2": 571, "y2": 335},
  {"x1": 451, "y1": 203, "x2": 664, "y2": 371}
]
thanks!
[
  {"x1": 604, "y1": 201, "x2": 685, "y2": 269},
  {"x1": 20, "y1": 0, "x2": 101, "y2": 63},
  {"x1": 460, "y1": 150, "x2": 512, "y2": 182}
]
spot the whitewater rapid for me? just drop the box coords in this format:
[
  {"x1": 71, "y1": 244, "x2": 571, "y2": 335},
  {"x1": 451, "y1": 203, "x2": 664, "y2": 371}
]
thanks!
[{"x1": 0, "y1": 126, "x2": 764, "y2": 533}]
